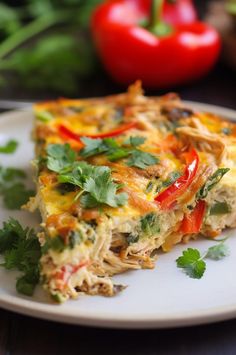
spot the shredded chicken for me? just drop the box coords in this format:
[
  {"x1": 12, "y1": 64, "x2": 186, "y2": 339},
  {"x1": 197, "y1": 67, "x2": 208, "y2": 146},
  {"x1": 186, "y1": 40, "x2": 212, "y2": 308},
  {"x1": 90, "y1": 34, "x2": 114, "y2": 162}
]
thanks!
[{"x1": 176, "y1": 126, "x2": 227, "y2": 164}]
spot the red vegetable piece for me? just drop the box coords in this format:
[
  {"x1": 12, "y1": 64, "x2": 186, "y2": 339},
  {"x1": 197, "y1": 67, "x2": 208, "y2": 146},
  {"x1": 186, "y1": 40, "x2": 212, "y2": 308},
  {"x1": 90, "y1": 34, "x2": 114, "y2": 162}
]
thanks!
[
  {"x1": 58, "y1": 121, "x2": 137, "y2": 142},
  {"x1": 155, "y1": 148, "x2": 199, "y2": 209},
  {"x1": 180, "y1": 199, "x2": 206, "y2": 234}
]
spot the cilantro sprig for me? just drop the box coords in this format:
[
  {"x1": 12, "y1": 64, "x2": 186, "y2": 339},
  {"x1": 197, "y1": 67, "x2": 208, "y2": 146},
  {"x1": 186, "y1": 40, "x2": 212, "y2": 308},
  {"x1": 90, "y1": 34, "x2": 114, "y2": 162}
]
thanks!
[
  {"x1": 176, "y1": 241, "x2": 230, "y2": 279},
  {"x1": 80, "y1": 136, "x2": 159, "y2": 169},
  {"x1": 46, "y1": 144, "x2": 128, "y2": 209},
  {"x1": 0, "y1": 166, "x2": 34, "y2": 209},
  {"x1": 0, "y1": 218, "x2": 41, "y2": 296},
  {"x1": 0, "y1": 139, "x2": 18, "y2": 153}
]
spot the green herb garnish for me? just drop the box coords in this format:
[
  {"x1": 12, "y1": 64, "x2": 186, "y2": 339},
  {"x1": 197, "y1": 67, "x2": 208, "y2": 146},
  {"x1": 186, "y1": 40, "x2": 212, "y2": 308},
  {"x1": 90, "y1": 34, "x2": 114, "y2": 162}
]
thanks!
[
  {"x1": 0, "y1": 166, "x2": 26, "y2": 181},
  {"x1": 0, "y1": 218, "x2": 41, "y2": 296},
  {"x1": 176, "y1": 241, "x2": 230, "y2": 279},
  {"x1": 45, "y1": 145, "x2": 128, "y2": 209},
  {"x1": 126, "y1": 150, "x2": 159, "y2": 169},
  {"x1": 46, "y1": 143, "x2": 76, "y2": 173},
  {"x1": 80, "y1": 136, "x2": 159, "y2": 169},
  {"x1": 205, "y1": 242, "x2": 230, "y2": 260},
  {"x1": 2, "y1": 183, "x2": 34, "y2": 210},
  {"x1": 176, "y1": 248, "x2": 206, "y2": 279},
  {"x1": 0, "y1": 139, "x2": 18, "y2": 153},
  {"x1": 123, "y1": 136, "x2": 146, "y2": 147},
  {"x1": 0, "y1": 166, "x2": 34, "y2": 209}
]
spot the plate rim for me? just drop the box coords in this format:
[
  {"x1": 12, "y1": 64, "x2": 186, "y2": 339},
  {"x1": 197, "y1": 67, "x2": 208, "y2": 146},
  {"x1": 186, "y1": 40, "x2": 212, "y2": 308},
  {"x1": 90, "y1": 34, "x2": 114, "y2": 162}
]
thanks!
[{"x1": 0, "y1": 101, "x2": 235, "y2": 329}]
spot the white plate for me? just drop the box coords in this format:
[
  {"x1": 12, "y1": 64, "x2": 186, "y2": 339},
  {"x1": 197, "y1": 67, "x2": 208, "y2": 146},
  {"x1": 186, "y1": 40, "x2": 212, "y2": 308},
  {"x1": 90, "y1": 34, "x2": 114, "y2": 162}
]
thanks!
[{"x1": 0, "y1": 102, "x2": 236, "y2": 329}]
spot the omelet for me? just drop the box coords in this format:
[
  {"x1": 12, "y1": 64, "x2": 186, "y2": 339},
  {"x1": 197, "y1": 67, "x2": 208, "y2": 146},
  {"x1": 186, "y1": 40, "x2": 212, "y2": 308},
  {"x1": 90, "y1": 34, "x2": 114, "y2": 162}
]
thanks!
[{"x1": 28, "y1": 82, "x2": 236, "y2": 302}]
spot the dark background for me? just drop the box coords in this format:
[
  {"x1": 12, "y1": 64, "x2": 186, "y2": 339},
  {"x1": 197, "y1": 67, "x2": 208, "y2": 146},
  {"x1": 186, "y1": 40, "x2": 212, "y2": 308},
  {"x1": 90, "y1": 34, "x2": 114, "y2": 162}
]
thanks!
[
  {"x1": 0, "y1": 1, "x2": 236, "y2": 354},
  {"x1": 0, "y1": 0, "x2": 235, "y2": 109}
]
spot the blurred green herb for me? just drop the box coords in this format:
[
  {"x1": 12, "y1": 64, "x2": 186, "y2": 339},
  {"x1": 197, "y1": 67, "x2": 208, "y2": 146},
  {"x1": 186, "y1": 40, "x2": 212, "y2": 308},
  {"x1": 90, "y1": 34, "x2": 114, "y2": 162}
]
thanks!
[
  {"x1": 0, "y1": 165, "x2": 34, "y2": 209},
  {"x1": 0, "y1": 0, "x2": 103, "y2": 94},
  {"x1": 0, "y1": 139, "x2": 18, "y2": 153},
  {"x1": 226, "y1": 0, "x2": 236, "y2": 15}
]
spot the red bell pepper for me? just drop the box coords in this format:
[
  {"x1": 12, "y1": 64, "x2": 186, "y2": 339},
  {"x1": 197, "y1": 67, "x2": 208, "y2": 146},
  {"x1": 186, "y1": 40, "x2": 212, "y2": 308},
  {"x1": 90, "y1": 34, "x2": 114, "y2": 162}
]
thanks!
[
  {"x1": 155, "y1": 148, "x2": 199, "y2": 209},
  {"x1": 58, "y1": 121, "x2": 137, "y2": 143},
  {"x1": 180, "y1": 199, "x2": 206, "y2": 234},
  {"x1": 91, "y1": 0, "x2": 221, "y2": 88}
]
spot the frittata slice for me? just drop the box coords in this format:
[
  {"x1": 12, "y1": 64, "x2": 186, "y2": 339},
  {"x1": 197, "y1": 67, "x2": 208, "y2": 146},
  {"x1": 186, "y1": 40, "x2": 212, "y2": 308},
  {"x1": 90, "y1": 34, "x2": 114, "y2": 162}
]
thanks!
[{"x1": 29, "y1": 82, "x2": 236, "y2": 302}]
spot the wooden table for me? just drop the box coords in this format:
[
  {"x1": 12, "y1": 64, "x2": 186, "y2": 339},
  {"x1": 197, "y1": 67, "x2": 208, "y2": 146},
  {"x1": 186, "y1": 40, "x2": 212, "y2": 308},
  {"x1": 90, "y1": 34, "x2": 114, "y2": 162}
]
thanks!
[{"x1": 0, "y1": 62, "x2": 236, "y2": 355}]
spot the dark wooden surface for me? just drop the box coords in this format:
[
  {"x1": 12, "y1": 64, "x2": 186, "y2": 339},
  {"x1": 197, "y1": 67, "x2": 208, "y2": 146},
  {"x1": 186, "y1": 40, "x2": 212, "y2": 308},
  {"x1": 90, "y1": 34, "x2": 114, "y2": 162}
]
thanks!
[
  {"x1": 1, "y1": 308, "x2": 236, "y2": 355},
  {"x1": 0, "y1": 57, "x2": 236, "y2": 354}
]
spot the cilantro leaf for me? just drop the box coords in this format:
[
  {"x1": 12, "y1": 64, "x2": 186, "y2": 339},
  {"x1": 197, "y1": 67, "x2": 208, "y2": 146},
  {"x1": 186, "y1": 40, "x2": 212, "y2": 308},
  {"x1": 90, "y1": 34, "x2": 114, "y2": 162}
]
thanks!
[
  {"x1": 176, "y1": 248, "x2": 206, "y2": 279},
  {"x1": 0, "y1": 139, "x2": 18, "y2": 154},
  {"x1": 107, "y1": 148, "x2": 130, "y2": 162},
  {"x1": 0, "y1": 166, "x2": 34, "y2": 210},
  {"x1": 0, "y1": 166, "x2": 25, "y2": 182},
  {"x1": 2, "y1": 183, "x2": 34, "y2": 210},
  {"x1": 46, "y1": 143, "x2": 76, "y2": 172},
  {"x1": 80, "y1": 137, "x2": 129, "y2": 161},
  {"x1": 58, "y1": 161, "x2": 100, "y2": 187},
  {"x1": 205, "y1": 242, "x2": 230, "y2": 260},
  {"x1": 81, "y1": 168, "x2": 128, "y2": 208},
  {"x1": 0, "y1": 218, "x2": 41, "y2": 296},
  {"x1": 126, "y1": 150, "x2": 159, "y2": 169},
  {"x1": 79, "y1": 136, "x2": 158, "y2": 168},
  {"x1": 124, "y1": 136, "x2": 146, "y2": 147},
  {"x1": 80, "y1": 137, "x2": 107, "y2": 158},
  {"x1": 176, "y1": 241, "x2": 230, "y2": 279},
  {"x1": 57, "y1": 160, "x2": 128, "y2": 209}
]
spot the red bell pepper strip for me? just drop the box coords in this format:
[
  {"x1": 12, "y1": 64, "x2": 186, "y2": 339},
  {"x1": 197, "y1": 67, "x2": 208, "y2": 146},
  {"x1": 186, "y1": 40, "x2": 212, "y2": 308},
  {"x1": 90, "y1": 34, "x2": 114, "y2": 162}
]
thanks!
[
  {"x1": 180, "y1": 199, "x2": 206, "y2": 234},
  {"x1": 155, "y1": 148, "x2": 199, "y2": 209},
  {"x1": 91, "y1": 0, "x2": 221, "y2": 88},
  {"x1": 58, "y1": 121, "x2": 137, "y2": 143}
]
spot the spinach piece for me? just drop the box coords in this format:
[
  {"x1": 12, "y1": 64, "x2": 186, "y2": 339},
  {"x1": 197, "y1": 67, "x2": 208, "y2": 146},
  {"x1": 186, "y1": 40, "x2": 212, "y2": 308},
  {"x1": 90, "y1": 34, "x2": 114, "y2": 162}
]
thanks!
[
  {"x1": 210, "y1": 201, "x2": 231, "y2": 215},
  {"x1": 140, "y1": 213, "x2": 160, "y2": 236},
  {"x1": 126, "y1": 233, "x2": 139, "y2": 245},
  {"x1": 197, "y1": 168, "x2": 230, "y2": 199}
]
